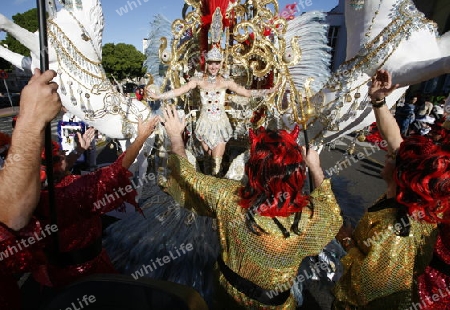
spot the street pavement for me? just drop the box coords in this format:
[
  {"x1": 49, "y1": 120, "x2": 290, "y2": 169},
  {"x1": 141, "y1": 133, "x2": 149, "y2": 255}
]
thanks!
[{"x1": 319, "y1": 135, "x2": 386, "y2": 226}]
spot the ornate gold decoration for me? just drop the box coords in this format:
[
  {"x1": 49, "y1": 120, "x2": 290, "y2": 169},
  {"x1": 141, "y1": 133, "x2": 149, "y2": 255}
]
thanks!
[{"x1": 157, "y1": 0, "x2": 316, "y2": 129}]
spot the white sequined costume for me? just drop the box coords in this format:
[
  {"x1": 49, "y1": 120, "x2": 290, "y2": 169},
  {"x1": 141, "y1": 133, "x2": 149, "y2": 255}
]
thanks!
[{"x1": 195, "y1": 88, "x2": 233, "y2": 149}]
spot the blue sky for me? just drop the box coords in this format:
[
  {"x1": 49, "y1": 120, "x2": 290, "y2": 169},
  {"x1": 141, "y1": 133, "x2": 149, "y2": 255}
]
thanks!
[{"x1": 1, "y1": 0, "x2": 338, "y2": 53}]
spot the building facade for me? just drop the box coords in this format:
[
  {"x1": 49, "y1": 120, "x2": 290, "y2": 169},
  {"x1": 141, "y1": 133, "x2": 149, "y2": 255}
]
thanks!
[{"x1": 325, "y1": 0, "x2": 346, "y2": 71}]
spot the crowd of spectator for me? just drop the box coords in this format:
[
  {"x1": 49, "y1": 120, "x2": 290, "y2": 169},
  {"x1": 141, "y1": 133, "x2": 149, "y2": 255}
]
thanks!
[{"x1": 394, "y1": 92, "x2": 448, "y2": 137}]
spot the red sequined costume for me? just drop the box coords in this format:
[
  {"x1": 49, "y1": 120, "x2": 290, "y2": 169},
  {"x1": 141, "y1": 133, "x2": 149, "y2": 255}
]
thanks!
[
  {"x1": 417, "y1": 224, "x2": 450, "y2": 309},
  {"x1": 408, "y1": 132, "x2": 450, "y2": 310},
  {"x1": 0, "y1": 219, "x2": 47, "y2": 309},
  {"x1": 0, "y1": 153, "x2": 137, "y2": 309}
]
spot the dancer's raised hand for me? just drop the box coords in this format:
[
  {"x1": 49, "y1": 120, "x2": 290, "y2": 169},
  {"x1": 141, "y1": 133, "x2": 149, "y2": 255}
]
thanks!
[
  {"x1": 368, "y1": 69, "x2": 400, "y2": 101},
  {"x1": 163, "y1": 105, "x2": 186, "y2": 138}
]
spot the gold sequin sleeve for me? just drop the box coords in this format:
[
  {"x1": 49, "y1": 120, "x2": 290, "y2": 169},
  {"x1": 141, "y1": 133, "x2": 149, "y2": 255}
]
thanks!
[
  {"x1": 168, "y1": 154, "x2": 241, "y2": 215},
  {"x1": 333, "y1": 208, "x2": 437, "y2": 309}
]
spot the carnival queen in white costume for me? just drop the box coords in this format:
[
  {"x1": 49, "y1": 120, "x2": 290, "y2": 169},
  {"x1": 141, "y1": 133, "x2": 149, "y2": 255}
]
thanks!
[{"x1": 147, "y1": 46, "x2": 278, "y2": 176}]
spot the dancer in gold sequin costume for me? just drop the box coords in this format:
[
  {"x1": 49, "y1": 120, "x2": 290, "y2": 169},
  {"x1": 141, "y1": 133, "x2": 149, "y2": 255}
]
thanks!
[
  {"x1": 333, "y1": 70, "x2": 439, "y2": 309},
  {"x1": 163, "y1": 104, "x2": 342, "y2": 309}
]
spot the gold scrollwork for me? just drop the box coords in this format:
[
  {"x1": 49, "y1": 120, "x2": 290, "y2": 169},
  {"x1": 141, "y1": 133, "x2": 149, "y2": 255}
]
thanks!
[{"x1": 159, "y1": 0, "x2": 315, "y2": 128}]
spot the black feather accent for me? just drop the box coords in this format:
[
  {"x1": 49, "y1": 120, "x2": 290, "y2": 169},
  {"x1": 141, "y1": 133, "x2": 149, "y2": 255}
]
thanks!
[
  {"x1": 272, "y1": 218, "x2": 290, "y2": 238},
  {"x1": 291, "y1": 212, "x2": 302, "y2": 235}
]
